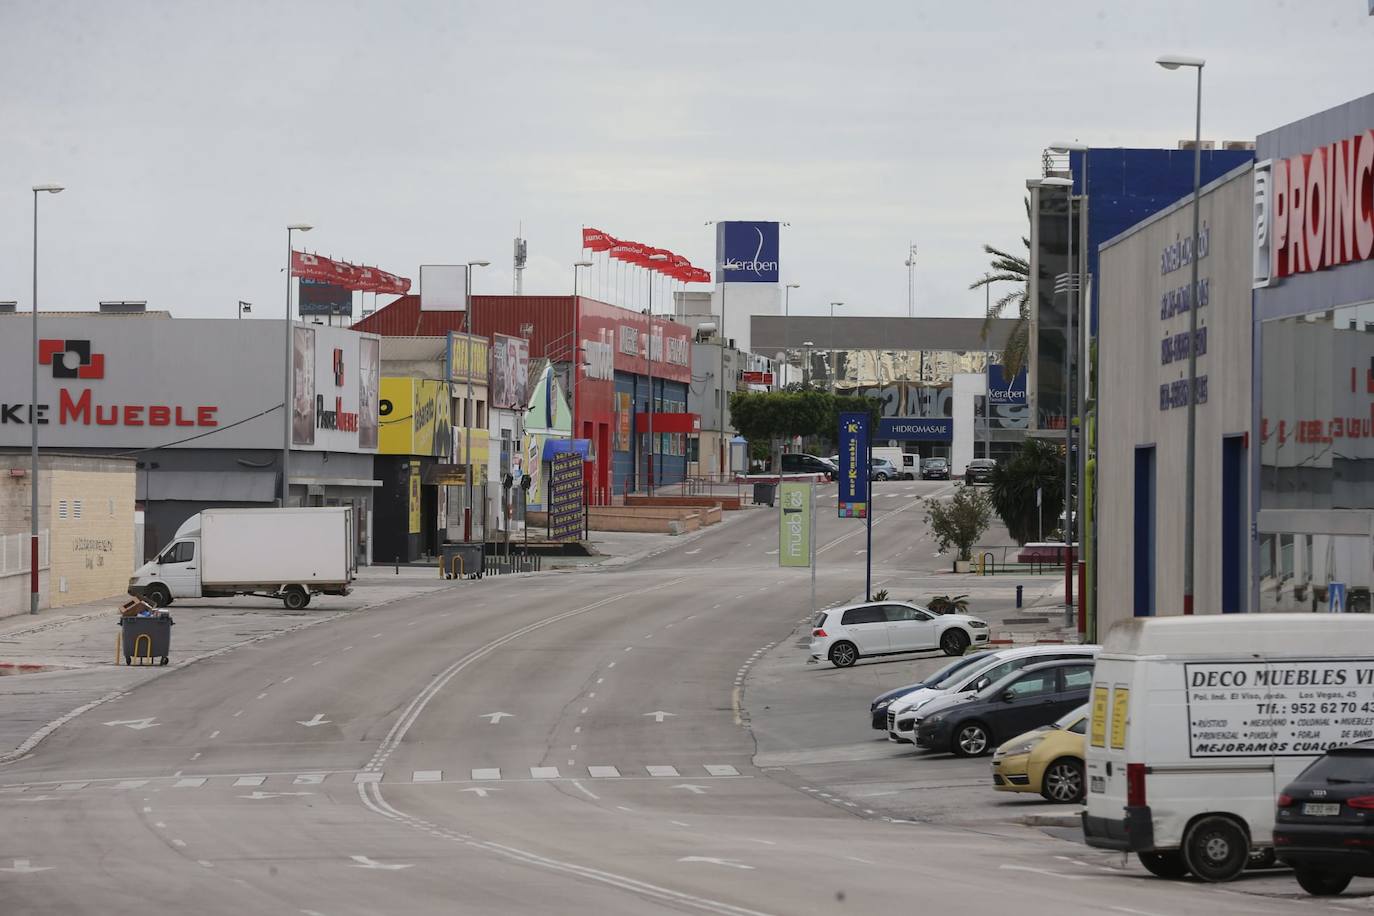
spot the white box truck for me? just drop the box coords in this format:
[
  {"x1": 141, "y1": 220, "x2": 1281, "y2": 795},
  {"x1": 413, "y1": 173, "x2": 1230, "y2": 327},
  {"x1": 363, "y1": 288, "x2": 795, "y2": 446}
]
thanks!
[
  {"x1": 129, "y1": 507, "x2": 356, "y2": 610},
  {"x1": 1082, "y1": 614, "x2": 1374, "y2": 882}
]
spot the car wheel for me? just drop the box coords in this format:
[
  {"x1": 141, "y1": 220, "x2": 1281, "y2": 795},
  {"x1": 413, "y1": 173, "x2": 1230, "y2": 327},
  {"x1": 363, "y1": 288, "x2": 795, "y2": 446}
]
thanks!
[
  {"x1": 1294, "y1": 866, "x2": 1353, "y2": 896},
  {"x1": 1040, "y1": 757, "x2": 1084, "y2": 803},
  {"x1": 875, "y1": 472, "x2": 888, "y2": 481},
  {"x1": 1182, "y1": 815, "x2": 1249, "y2": 882},
  {"x1": 143, "y1": 586, "x2": 171, "y2": 610},
  {"x1": 828, "y1": 642, "x2": 858, "y2": 668},
  {"x1": 939, "y1": 629, "x2": 970, "y2": 656},
  {"x1": 282, "y1": 586, "x2": 310, "y2": 611},
  {"x1": 951, "y1": 721, "x2": 991, "y2": 757},
  {"x1": 1136, "y1": 851, "x2": 1189, "y2": 880}
]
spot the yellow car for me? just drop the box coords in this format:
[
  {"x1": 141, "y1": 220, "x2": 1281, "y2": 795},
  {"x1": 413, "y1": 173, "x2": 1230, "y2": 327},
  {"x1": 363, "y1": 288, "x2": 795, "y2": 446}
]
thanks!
[{"x1": 990, "y1": 703, "x2": 1088, "y2": 803}]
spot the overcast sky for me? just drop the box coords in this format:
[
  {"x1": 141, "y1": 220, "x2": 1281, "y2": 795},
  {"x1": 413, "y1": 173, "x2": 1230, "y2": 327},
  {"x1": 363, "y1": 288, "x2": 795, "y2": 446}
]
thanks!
[{"x1": 3, "y1": 0, "x2": 1371, "y2": 324}]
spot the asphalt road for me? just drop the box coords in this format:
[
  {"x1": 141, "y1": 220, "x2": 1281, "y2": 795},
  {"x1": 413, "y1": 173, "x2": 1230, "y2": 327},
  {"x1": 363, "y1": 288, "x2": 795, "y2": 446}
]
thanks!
[{"x1": 0, "y1": 481, "x2": 1359, "y2": 913}]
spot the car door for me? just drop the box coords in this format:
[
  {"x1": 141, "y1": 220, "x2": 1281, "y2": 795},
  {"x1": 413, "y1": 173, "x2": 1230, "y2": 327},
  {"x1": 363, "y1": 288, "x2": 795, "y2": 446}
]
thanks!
[
  {"x1": 159, "y1": 540, "x2": 199, "y2": 597},
  {"x1": 1053, "y1": 665, "x2": 1095, "y2": 718},
  {"x1": 840, "y1": 606, "x2": 890, "y2": 655},
  {"x1": 883, "y1": 604, "x2": 937, "y2": 652},
  {"x1": 985, "y1": 667, "x2": 1060, "y2": 739}
]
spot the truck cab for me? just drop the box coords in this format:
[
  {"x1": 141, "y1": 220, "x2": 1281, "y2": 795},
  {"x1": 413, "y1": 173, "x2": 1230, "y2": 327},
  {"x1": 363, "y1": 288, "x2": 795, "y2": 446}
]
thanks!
[{"x1": 129, "y1": 518, "x2": 204, "y2": 608}]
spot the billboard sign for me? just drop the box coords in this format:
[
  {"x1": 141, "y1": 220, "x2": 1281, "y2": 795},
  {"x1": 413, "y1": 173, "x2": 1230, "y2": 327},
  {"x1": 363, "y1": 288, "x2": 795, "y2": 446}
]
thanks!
[
  {"x1": 716, "y1": 221, "x2": 780, "y2": 284},
  {"x1": 490, "y1": 333, "x2": 531, "y2": 410},
  {"x1": 379, "y1": 378, "x2": 452, "y2": 457},
  {"x1": 986, "y1": 365, "x2": 1028, "y2": 405},
  {"x1": 877, "y1": 417, "x2": 953, "y2": 441},
  {"x1": 420, "y1": 264, "x2": 468, "y2": 311},
  {"x1": 837, "y1": 411, "x2": 869, "y2": 518},
  {"x1": 547, "y1": 452, "x2": 583, "y2": 542},
  {"x1": 778, "y1": 482, "x2": 812, "y2": 568},
  {"x1": 298, "y1": 279, "x2": 353, "y2": 317},
  {"x1": 446, "y1": 332, "x2": 491, "y2": 384}
]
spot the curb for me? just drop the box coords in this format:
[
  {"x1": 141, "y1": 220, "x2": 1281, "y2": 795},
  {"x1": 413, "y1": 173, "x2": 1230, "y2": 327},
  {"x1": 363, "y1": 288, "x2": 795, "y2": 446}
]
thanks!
[{"x1": 1016, "y1": 813, "x2": 1083, "y2": 829}]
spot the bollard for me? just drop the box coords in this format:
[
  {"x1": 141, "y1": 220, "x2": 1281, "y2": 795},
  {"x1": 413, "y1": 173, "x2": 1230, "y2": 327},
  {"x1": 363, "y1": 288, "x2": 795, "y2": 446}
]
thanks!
[
  {"x1": 1016, "y1": 585, "x2": 1023, "y2": 608},
  {"x1": 395, "y1": 554, "x2": 400, "y2": 575}
]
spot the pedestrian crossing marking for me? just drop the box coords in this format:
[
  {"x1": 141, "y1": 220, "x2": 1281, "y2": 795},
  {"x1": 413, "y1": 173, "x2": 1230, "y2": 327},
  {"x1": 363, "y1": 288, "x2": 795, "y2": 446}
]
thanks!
[
  {"x1": 471, "y1": 768, "x2": 501, "y2": 781},
  {"x1": 704, "y1": 765, "x2": 739, "y2": 777},
  {"x1": 353, "y1": 772, "x2": 382, "y2": 784},
  {"x1": 412, "y1": 770, "x2": 443, "y2": 783},
  {"x1": 174, "y1": 777, "x2": 207, "y2": 788},
  {"x1": 587, "y1": 766, "x2": 621, "y2": 778},
  {"x1": 233, "y1": 776, "x2": 265, "y2": 787},
  {"x1": 529, "y1": 766, "x2": 560, "y2": 779}
]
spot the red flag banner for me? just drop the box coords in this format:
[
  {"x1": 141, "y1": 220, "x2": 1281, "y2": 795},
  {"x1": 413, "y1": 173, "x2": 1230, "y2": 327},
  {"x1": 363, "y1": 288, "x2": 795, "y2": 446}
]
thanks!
[
  {"x1": 645, "y1": 247, "x2": 674, "y2": 271},
  {"x1": 291, "y1": 250, "x2": 334, "y2": 282},
  {"x1": 610, "y1": 240, "x2": 649, "y2": 265},
  {"x1": 582, "y1": 227, "x2": 616, "y2": 252},
  {"x1": 292, "y1": 251, "x2": 410, "y2": 294}
]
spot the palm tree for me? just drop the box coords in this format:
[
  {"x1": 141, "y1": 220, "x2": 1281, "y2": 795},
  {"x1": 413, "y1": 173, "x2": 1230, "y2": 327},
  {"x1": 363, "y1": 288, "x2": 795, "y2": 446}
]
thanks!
[{"x1": 970, "y1": 198, "x2": 1031, "y2": 378}]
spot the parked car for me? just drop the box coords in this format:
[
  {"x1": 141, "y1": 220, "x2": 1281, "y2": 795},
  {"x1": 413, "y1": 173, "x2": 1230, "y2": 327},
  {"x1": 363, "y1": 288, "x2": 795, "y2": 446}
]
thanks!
[
  {"x1": 992, "y1": 703, "x2": 1089, "y2": 803},
  {"x1": 886, "y1": 644, "x2": 1100, "y2": 743},
  {"x1": 1083, "y1": 615, "x2": 1374, "y2": 883},
  {"x1": 869, "y1": 651, "x2": 995, "y2": 730},
  {"x1": 781, "y1": 453, "x2": 836, "y2": 480},
  {"x1": 1276, "y1": 741, "x2": 1374, "y2": 896},
  {"x1": 809, "y1": 601, "x2": 990, "y2": 668},
  {"x1": 920, "y1": 457, "x2": 950, "y2": 480},
  {"x1": 913, "y1": 659, "x2": 1094, "y2": 757},
  {"x1": 964, "y1": 458, "x2": 997, "y2": 485},
  {"x1": 871, "y1": 457, "x2": 901, "y2": 481}
]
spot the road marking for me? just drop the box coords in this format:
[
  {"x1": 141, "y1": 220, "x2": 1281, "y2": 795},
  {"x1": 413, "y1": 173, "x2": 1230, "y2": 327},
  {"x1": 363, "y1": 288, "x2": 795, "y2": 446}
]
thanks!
[
  {"x1": 256, "y1": 693, "x2": 268, "y2": 700},
  {"x1": 672, "y1": 784, "x2": 708, "y2": 794},
  {"x1": 154, "y1": 821, "x2": 167, "y2": 829},
  {"x1": 580, "y1": 707, "x2": 589, "y2": 715},
  {"x1": 704, "y1": 765, "x2": 738, "y2": 777},
  {"x1": 353, "y1": 772, "x2": 382, "y2": 784},
  {"x1": 643, "y1": 711, "x2": 676, "y2": 723},
  {"x1": 297, "y1": 713, "x2": 331, "y2": 728},
  {"x1": 349, "y1": 855, "x2": 412, "y2": 870},
  {"x1": 174, "y1": 778, "x2": 207, "y2": 788},
  {"x1": 103, "y1": 717, "x2": 158, "y2": 730},
  {"x1": 1111, "y1": 908, "x2": 1173, "y2": 916},
  {"x1": 16, "y1": 795, "x2": 56, "y2": 802},
  {"x1": 407, "y1": 621, "x2": 418, "y2": 627},
  {"x1": 294, "y1": 774, "x2": 326, "y2": 785},
  {"x1": 343, "y1": 646, "x2": 354, "y2": 652},
  {"x1": 283, "y1": 677, "x2": 294, "y2": 683},
  {"x1": 646, "y1": 765, "x2": 679, "y2": 777},
  {"x1": 232, "y1": 710, "x2": 243, "y2": 718},
  {"x1": 596, "y1": 678, "x2": 603, "y2": 684},
  {"x1": 732, "y1": 687, "x2": 743, "y2": 725},
  {"x1": 312, "y1": 660, "x2": 324, "y2": 666},
  {"x1": 671, "y1": 820, "x2": 691, "y2": 827},
  {"x1": 114, "y1": 780, "x2": 149, "y2": 789},
  {"x1": 372, "y1": 633, "x2": 383, "y2": 639},
  {"x1": 745, "y1": 838, "x2": 776, "y2": 846},
  {"x1": 616, "y1": 805, "x2": 634, "y2": 812},
  {"x1": 189, "y1": 753, "x2": 201, "y2": 761},
  {"x1": 765, "y1": 549, "x2": 778, "y2": 555},
  {"x1": 570, "y1": 745, "x2": 577, "y2": 751},
  {"x1": 481, "y1": 711, "x2": 514, "y2": 724},
  {"x1": 588, "y1": 766, "x2": 620, "y2": 778},
  {"x1": 472, "y1": 768, "x2": 501, "y2": 781},
  {"x1": 412, "y1": 771, "x2": 442, "y2": 783},
  {"x1": 845, "y1": 855, "x2": 876, "y2": 865},
  {"x1": 172, "y1": 839, "x2": 187, "y2": 848},
  {"x1": 712, "y1": 604, "x2": 721, "y2": 609},
  {"x1": 998, "y1": 865, "x2": 1086, "y2": 881},
  {"x1": 623, "y1": 646, "x2": 633, "y2": 652},
  {"x1": 588, "y1": 692, "x2": 596, "y2": 698},
  {"x1": 573, "y1": 726, "x2": 582, "y2": 734},
  {"x1": 460, "y1": 786, "x2": 500, "y2": 798},
  {"x1": 233, "y1": 776, "x2": 265, "y2": 787},
  {"x1": 197, "y1": 860, "x2": 213, "y2": 868},
  {"x1": 571, "y1": 780, "x2": 600, "y2": 800},
  {"x1": 56, "y1": 782, "x2": 87, "y2": 791},
  {"x1": 208, "y1": 731, "x2": 219, "y2": 739},
  {"x1": 606, "y1": 662, "x2": 615, "y2": 669},
  {"x1": 239, "y1": 791, "x2": 312, "y2": 799},
  {"x1": 678, "y1": 856, "x2": 752, "y2": 870},
  {"x1": 0, "y1": 859, "x2": 53, "y2": 874},
  {"x1": 530, "y1": 767, "x2": 560, "y2": 779}
]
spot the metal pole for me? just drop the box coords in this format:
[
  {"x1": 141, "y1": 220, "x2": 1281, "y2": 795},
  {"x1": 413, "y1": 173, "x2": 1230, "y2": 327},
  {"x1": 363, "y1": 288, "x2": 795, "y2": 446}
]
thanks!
[
  {"x1": 282, "y1": 228, "x2": 294, "y2": 508},
  {"x1": 719, "y1": 282, "x2": 727, "y2": 477},
  {"x1": 865, "y1": 423, "x2": 873, "y2": 599},
  {"x1": 809, "y1": 481, "x2": 817, "y2": 617},
  {"x1": 463, "y1": 267, "x2": 474, "y2": 542},
  {"x1": 647, "y1": 269, "x2": 655, "y2": 497},
  {"x1": 984, "y1": 277, "x2": 992, "y2": 460},
  {"x1": 784, "y1": 284, "x2": 791, "y2": 386},
  {"x1": 1080, "y1": 150, "x2": 1094, "y2": 638},
  {"x1": 30, "y1": 191, "x2": 39, "y2": 615},
  {"x1": 1063, "y1": 189, "x2": 1075, "y2": 615},
  {"x1": 1183, "y1": 67, "x2": 1203, "y2": 616}
]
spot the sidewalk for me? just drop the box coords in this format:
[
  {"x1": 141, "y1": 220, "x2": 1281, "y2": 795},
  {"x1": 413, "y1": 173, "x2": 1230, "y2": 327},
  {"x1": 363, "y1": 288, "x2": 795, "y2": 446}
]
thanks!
[{"x1": 0, "y1": 566, "x2": 463, "y2": 765}]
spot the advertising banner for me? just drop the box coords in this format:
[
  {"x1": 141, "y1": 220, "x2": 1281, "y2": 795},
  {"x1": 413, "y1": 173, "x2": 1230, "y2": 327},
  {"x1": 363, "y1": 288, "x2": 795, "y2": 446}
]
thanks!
[
  {"x1": 1184, "y1": 660, "x2": 1374, "y2": 757},
  {"x1": 547, "y1": 452, "x2": 584, "y2": 542},
  {"x1": 986, "y1": 365, "x2": 1028, "y2": 405},
  {"x1": 420, "y1": 264, "x2": 468, "y2": 312},
  {"x1": 446, "y1": 332, "x2": 491, "y2": 384},
  {"x1": 778, "y1": 482, "x2": 812, "y2": 568},
  {"x1": 407, "y1": 469, "x2": 421, "y2": 534},
  {"x1": 490, "y1": 333, "x2": 530, "y2": 410},
  {"x1": 877, "y1": 417, "x2": 952, "y2": 441},
  {"x1": 838, "y1": 411, "x2": 869, "y2": 518},
  {"x1": 716, "y1": 221, "x2": 780, "y2": 284},
  {"x1": 379, "y1": 378, "x2": 451, "y2": 457},
  {"x1": 359, "y1": 337, "x2": 380, "y2": 450},
  {"x1": 292, "y1": 327, "x2": 316, "y2": 446},
  {"x1": 299, "y1": 279, "x2": 353, "y2": 317},
  {"x1": 524, "y1": 433, "x2": 545, "y2": 510}
]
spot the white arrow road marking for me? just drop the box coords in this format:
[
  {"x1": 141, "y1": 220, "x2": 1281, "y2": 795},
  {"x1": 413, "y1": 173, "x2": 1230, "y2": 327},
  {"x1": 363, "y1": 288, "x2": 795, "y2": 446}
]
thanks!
[
  {"x1": 103, "y1": 717, "x2": 158, "y2": 730},
  {"x1": 459, "y1": 787, "x2": 500, "y2": 798},
  {"x1": 677, "y1": 856, "x2": 753, "y2": 870},
  {"x1": 481, "y1": 712, "x2": 513, "y2": 724},
  {"x1": 0, "y1": 859, "x2": 53, "y2": 874},
  {"x1": 672, "y1": 784, "x2": 709, "y2": 795},
  {"x1": 643, "y1": 711, "x2": 676, "y2": 723},
  {"x1": 238, "y1": 791, "x2": 314, "y2": 800},
  {"x1": 684, "y1": 548, "x2": 702, "y2": 555},
  {"x1": 297, "y1": 713, "x2": 331, "y2": 728},
  {"x1": 349, "y1": 856, "x2": 413, "y2": 870},
  {"x1": 294, "y1": 774, "x2": 326, "y2": 785}
]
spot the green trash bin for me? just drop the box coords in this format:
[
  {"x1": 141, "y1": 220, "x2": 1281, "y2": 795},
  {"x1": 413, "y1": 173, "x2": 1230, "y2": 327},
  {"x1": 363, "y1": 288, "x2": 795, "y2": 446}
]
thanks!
[{"x1": 120, "y1": 613, "x2": 173, "y2": 666}]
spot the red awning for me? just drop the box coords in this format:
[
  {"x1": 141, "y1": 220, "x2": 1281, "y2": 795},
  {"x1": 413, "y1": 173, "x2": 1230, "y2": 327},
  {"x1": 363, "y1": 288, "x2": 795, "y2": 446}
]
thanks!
[{"x1": 634, "y1": 412, "x2": 701, "y2": 434}]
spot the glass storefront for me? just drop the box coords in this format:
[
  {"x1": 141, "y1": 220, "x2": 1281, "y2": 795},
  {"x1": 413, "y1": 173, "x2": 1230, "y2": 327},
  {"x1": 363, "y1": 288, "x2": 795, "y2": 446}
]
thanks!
[{"x1": 1034, "y1": 189, "x2": 1080, "y2": 430}]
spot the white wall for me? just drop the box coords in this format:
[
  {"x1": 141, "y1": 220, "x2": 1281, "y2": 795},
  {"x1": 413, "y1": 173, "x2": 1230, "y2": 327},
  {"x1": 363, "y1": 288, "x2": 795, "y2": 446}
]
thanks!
[{"x1": 951, "y1": 373, "x2": 987, "y2": 475}]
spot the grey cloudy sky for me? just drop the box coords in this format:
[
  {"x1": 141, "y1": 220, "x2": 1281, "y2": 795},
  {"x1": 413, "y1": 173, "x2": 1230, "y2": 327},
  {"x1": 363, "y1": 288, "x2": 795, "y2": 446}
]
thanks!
[{"x1": 3, "y1": 0, "x2": 1371, "y2": 323}]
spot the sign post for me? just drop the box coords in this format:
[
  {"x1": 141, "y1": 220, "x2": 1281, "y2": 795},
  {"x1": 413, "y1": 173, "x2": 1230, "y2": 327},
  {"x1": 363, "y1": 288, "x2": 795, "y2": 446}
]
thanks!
[
  {"x1": 838, "y1": 411, "x2": 872, "y2": 599},
  {"x1": 778, "y1": 481, "x2": 817, "y2": 615}
]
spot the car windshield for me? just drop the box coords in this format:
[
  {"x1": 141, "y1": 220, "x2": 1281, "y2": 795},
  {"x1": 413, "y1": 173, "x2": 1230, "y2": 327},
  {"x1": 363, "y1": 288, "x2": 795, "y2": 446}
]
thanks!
[
  {"x1": 926, "y1": 650, "x2": 995, "y2": 688},
  {"x1": 1053, "y1": 704, "x2": 1090, "y2": 730},
  {"x1": 1300, "y1": 750, "x2": 1374, "y2": 783}
]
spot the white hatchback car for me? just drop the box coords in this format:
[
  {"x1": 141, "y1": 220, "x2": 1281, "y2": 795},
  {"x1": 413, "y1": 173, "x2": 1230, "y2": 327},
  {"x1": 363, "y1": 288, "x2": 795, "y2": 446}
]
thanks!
[
  {"x1": 809, "y1": 601, "x2": 990, "y2": 668},
  {"x1": 885, "y1": 644, "x2": 1100, "y2": 742}
]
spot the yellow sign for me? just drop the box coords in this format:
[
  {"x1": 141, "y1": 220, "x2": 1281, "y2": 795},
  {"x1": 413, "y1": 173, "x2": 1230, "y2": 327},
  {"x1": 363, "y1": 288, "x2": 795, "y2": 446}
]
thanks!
[
  {"x1": 454, "y1": 428, "x2": 490, "y2": 481},
  {"x1": 408, "y1": 469, "x2": 421, "y2": 534},
  {"x1": 1110, "y1": 687, "x2": 1130, "y2": 750},
  {"x1": 1090, "y1": 686, "x2": 1109, "y2": 748},
  {"x1": 379, "y1": 378, "x2": 452, "y2": 457},
  {"x1": 448, "y1": 333, "x2": 490, "y2": 384}
]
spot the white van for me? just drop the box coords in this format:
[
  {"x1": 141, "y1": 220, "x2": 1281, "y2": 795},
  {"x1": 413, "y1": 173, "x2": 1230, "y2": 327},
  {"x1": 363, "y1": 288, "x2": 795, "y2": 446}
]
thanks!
[{"x1": 1083, "y1": 614, "x2": 1374, "y2": 882}]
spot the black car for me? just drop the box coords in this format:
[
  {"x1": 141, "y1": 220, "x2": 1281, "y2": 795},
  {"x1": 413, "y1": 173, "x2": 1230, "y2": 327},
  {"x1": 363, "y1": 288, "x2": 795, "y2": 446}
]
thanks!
[
  {"x1": 920, "y1": 458, "x2": 950, "y2": 480},
  {"x1": 1276, "y1": 741, "x2": 1374, "y2": 895},
  {"x1": 964, "y1": 458, "x2": 997, "y2": 485},
  {"x1": 868, "y1": 651, "x2": 994, "y2": 729},
  {"x1": 913, "y1": 659, "x2": 1093, "y2": 757},
  {"x1": 781, "y1": 453, "x2": 836, "y2": 480}
]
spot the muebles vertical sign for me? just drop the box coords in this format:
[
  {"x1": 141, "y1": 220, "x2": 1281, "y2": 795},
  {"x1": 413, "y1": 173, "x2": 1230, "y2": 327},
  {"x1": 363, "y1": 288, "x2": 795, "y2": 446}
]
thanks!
[{"x1": 778, "y1": 482, "x2": 812, "y2": 568}]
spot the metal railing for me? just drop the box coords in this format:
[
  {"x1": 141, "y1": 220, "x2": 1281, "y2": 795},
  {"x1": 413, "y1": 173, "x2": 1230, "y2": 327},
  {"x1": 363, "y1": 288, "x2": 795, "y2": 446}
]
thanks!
[{"x1": 0, "y1": 531, "x2": 49, "y2": 578}]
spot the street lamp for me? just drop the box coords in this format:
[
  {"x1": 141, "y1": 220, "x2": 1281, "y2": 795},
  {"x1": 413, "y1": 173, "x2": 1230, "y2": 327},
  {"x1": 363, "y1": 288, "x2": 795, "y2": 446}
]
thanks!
[
  {"x1": 238, "y1": 300, "x2": 252, "y2": 318},
  {"x1": 463, "y1": 260, "x2": 491, "y2": 542},
  {"x1": 784, "y1": 283, "x2": 800, "y2": 386},
  {"x1": 30, "y1": 183, "x2": 62, "y2": 615},
  {"x1": 1157, "y1": 53, "x2": 1206, "y2": 616},
  {"x1": 1041, "y1": 176, "x2": 1077, "y2": 613},
  {"x1": 829, "y1": 302, "x2": 844, "y2": 394},
  {"x1": 645, "y1": 253, "x2": 668, "y2": 495},
  {"x1": 282, "y1": 224, "x2": 312, "y2": 508},
  {"x1": 571, "y1": 260, "x2": 594, "y2": 455}
]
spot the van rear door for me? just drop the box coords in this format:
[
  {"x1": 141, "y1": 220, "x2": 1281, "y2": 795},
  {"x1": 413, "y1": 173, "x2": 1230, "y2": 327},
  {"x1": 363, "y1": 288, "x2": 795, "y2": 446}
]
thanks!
[{"x1": 1084, "y1": 658, "x2": 1135, "y2": 844}]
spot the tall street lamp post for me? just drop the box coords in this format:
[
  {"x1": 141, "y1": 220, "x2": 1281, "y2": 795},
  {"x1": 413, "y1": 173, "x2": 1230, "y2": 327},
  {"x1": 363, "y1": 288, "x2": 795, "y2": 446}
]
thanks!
[
  {"x1": 463, "y1": 260, "x2": 491, "y2": 542},
  {"x1": 1158, "y1": 53, "x2": 1206, "y2": 615},
  {"x1": 572, "y1": 260, "x2": 593, "y2": 450},
  {"x1": 282, "y1": 224, "x2": 312, "y2": 508},
  {"x1": 644, "y1": 253, "x2": 668, "y2": 495},
  {"x1": 829, "y1": 302, "x2": 843, "y2": 394},
  {"x1": 784, "y1": 283, "x2": 799, "y2": 387},
  {"x1": 30, "y1": 183, "x2": 63, "y2": 615}
]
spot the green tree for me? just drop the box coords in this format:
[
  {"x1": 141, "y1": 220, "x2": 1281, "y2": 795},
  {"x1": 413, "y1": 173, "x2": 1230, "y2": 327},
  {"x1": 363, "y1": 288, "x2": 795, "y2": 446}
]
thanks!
[
  {"x1": 729, "y1": 389, "x2": 833, "y2": 469},
  {"x1": 970, "y1": 198, "x2": 1031, "y2": 378},
  {"x1": 989, "y1": 438, "x2": 1064, "y2": 545},
  {"x1": 923, "y1": 488, "x2": 992, "y2": 561}
]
